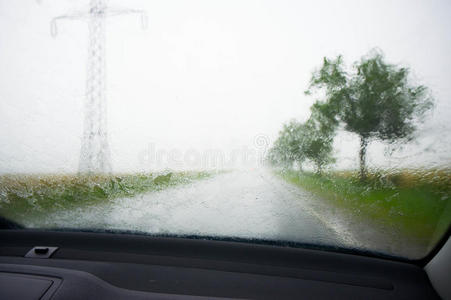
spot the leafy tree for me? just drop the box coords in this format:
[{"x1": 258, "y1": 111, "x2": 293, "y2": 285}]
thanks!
[
  {"x1": 268, "y1": 120, "x2": 306, "y2": 169},
  {"x1": 302, "y1": 112, "x2": 336, "y2": 173},
  {"x1": 306, "y1": 50, "x2": 433, "y2": 180},
  {"x1": 268, "y1": 114, "x2": 335, "y2": 173}
]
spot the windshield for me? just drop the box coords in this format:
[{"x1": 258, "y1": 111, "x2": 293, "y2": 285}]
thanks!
[{"x1": 1, "y1": 0, "x2": 450, "y2": 260}]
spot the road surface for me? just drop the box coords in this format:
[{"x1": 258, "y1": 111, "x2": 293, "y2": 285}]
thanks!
[
  {"x1": 33, "y1": 168, "x2": 428, "y2": 258},
  {"x1": 40, "y1": 169, "x2": 364, "y2": 249}
]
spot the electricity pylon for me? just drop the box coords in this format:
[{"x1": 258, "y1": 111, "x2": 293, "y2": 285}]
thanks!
[{"x1": 50, "y1": 0, "x2": 147, "y2": 173}]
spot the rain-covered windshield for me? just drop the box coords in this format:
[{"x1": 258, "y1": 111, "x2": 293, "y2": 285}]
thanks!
[{"x1": 1, "y1": 0, "x2": 450, "y2": 260}]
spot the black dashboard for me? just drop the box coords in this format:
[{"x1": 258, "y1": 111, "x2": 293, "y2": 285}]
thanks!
[{"x1": 0, "y1": 230, "x2": 440, "y2": 299}]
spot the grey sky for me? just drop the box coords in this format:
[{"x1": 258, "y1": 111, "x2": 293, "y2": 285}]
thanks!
[{"x1": 1, "y1": 0, "x2": 450, "y2": 173}]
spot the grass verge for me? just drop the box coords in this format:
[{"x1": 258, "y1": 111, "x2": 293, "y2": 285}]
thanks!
[
  {"x1": 278, "y1": 168, "x2": 451, "y2": 250},
  {"x1": 0, "y1": 171, "x2": 213, "y2": 224}
]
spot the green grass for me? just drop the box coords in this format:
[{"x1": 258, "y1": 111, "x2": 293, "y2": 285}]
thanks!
[
  {"x1": 0, "y1": 171, "x2": 213, "y2": 224},
  {"x1": 279, "y1": 168, "x2": 451, "y2": 248}
]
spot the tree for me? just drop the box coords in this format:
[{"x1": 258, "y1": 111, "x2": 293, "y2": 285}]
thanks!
[
  {"x1": 302, "y1": 112, "x2": 336, "y2": 174},
  {"x1": 268, "y1": 114, "x2": 335, "y2": 173},
  {"x1": 306, "y1": 49, "x2": 433, "y2": 180},
  {"x1": 268, "y1": 120, "x2": 306, "y2": 169}
]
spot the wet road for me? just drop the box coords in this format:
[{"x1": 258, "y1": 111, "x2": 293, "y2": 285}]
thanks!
[
  {"x1": 43, "y1": 169, "x2": 354, "y2": 248},
  {"x1": 35, "y1": 168, "x2": 430, "y2": 258}
]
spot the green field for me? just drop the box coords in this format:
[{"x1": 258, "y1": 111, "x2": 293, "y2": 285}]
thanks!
[
  {"x1": 279, "y1": 169, "x2": 451, "y2": 250},
  {"x1": 0, "y1": 171, "x2": 212, "y2": 224}
]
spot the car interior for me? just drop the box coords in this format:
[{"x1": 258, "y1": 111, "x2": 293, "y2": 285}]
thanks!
[
  {"x1": 0, "y1": 222, "x2": 450, "y2": 299},
  {"x1": 1, "y1": 1, "x2": 451, "y2": 299}
]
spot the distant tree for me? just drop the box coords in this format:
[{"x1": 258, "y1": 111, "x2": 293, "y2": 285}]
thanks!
[
  {"x1": 268, "y1": 120, "x2": 306, "y2": 169},
  {"x1": 268, "y1": 114, "x2": 335, "y2": 173},
  {"x1": 306, "y1": 50, "x2": 433, "y2": 180}
]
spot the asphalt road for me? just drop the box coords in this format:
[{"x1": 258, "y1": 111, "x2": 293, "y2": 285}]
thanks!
[
  {"x1": 44, "y1": 169, "x2": 359, "y2": 248},
  {"x1": 36, "y1": 169, "x2": 428, "y2": 258}
]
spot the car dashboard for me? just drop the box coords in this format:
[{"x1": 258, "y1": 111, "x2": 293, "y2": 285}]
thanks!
[{"x1": 0, "y1": 230, "x2": 440, "y2": 299}]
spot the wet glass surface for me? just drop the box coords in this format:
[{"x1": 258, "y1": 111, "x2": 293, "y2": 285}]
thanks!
[{"x1": 0, "y1": 0, "x2": 450, "y2": 260}]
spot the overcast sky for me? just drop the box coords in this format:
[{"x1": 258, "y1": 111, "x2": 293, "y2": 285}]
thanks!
[{"x1": 1, "y1": 0, "x2": 450, "y2": 173}]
